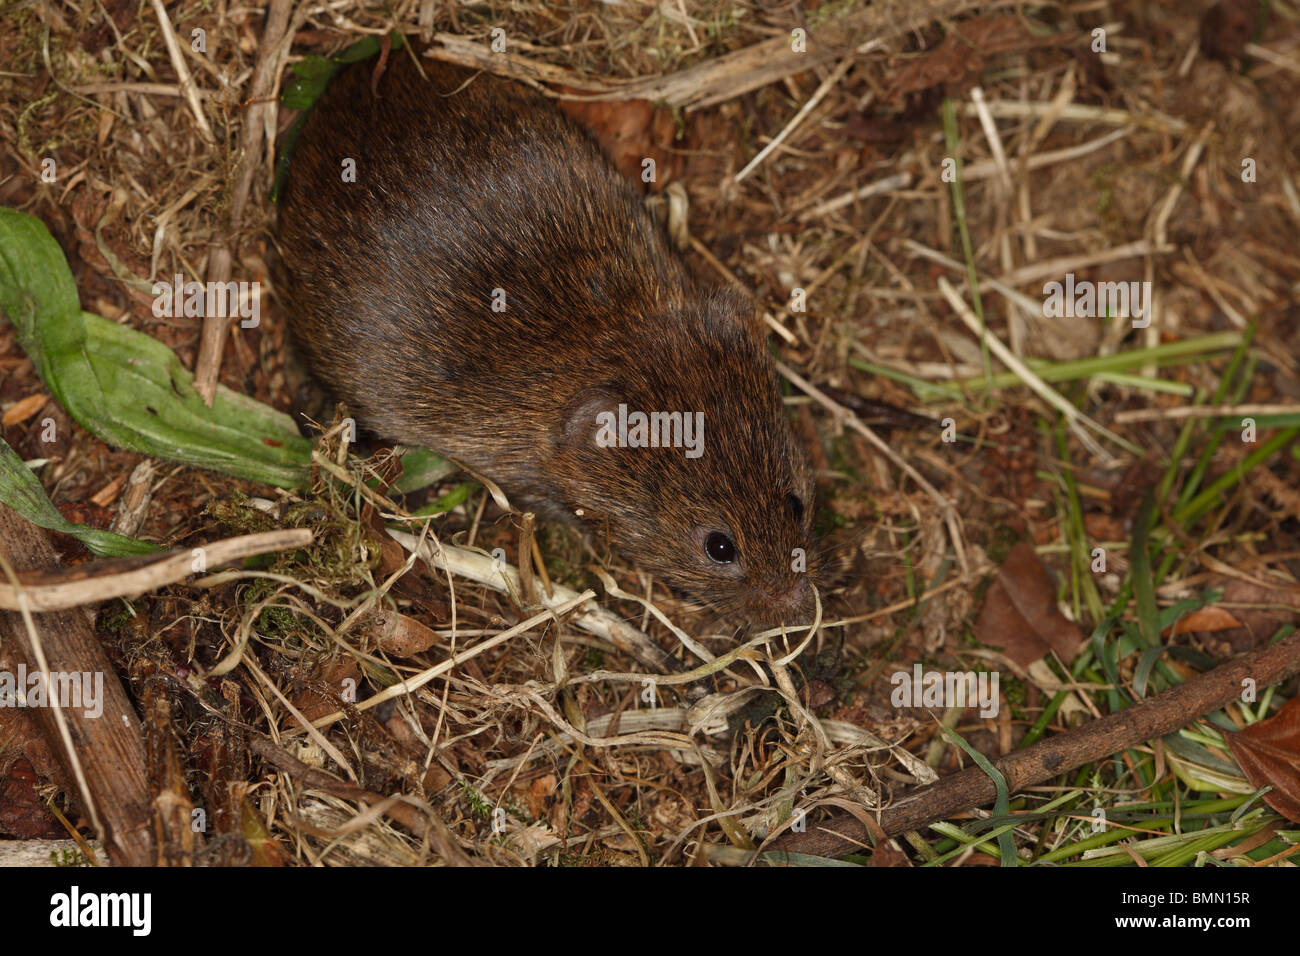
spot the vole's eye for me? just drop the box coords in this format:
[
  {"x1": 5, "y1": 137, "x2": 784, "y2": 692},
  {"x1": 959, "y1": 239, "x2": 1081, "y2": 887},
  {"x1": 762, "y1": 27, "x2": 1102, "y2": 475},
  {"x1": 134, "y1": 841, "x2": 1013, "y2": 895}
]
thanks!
[
  {"x1": 786, "y1": 494, "x2": 805, "y2": 523},
  {"x1": 704, "y1": 531, "x2": 737, "y2": 564}
]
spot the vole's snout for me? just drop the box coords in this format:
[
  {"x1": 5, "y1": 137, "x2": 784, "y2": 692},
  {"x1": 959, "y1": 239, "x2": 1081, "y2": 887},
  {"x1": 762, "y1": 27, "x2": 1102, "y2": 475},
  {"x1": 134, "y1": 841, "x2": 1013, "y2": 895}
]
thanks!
[{"x1": 755, "y1": 573, "x2": 816, "y2": 629}]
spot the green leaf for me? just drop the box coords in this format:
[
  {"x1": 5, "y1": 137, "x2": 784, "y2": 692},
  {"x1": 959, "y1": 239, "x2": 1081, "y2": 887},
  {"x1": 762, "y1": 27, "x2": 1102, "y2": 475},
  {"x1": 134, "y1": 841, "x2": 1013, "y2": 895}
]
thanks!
[
  {"x1": 281, "y1": 55, "x2": 340, "y2": 110},
  {"x1": 1130, "y1": 489, "x2": 1160, "y2": 648},
  {"x1": 0, "y1": 207, "x2": 312, "y2": 488},
  {"x1": 1132, "y1": 645, "x2": 1165, "y2": 699},
  {"x1": 0, "y1": 437, "x2": 158, "y2": 556},
  {"x1": 412, "y1": 481, "x2": 473, "y2": 516},
  {"x1": 392, "y1": 446, "x2": 456, "y2": 493},
  {"x1": 334, "y1": 33, "x2": 403, "y2": 65}
]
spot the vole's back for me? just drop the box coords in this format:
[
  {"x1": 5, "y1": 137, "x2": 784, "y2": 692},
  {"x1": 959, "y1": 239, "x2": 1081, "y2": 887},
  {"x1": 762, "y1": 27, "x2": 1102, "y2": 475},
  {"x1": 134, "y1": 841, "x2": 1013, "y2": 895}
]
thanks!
[{"x1": 278, "y1": 55, "x2": 689, "y2": 490}]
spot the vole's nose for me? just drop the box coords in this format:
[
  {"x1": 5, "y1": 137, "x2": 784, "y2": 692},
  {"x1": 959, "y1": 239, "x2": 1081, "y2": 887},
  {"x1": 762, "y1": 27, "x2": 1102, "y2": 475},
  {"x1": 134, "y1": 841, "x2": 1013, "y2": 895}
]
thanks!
[{"x1": 759, "y1": 574, "x2": 815, "y2": 627}]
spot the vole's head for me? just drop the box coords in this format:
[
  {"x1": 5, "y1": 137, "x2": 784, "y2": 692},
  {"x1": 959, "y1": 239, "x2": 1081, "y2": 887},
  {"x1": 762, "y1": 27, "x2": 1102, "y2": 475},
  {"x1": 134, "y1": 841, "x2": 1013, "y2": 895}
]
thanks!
[{"x1": 549, "y1": 288, "x2": 818, "y2": 629}]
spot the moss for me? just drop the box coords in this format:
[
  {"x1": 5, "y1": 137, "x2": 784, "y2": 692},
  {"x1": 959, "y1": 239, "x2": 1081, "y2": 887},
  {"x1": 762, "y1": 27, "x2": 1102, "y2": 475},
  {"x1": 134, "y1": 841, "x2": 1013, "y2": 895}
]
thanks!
[
  {"x1": 97, "y1": 599, "x2": 137, "y2": 635},
  {"x1": 50, "y1": 847, "x2": 91, "y2": 867},
  {"x1": 985, "y1": 524, "x2": 1022, "y2": 565},
  {"x1": 1000, "y1": 672, "x2": 1027, "y2": 715},
  {"x1": 459, "y1": 780, "x2": 493, "y2": 820},
  {"x1": 206, "y1": 493, "x2": 277, "y2": 535}
]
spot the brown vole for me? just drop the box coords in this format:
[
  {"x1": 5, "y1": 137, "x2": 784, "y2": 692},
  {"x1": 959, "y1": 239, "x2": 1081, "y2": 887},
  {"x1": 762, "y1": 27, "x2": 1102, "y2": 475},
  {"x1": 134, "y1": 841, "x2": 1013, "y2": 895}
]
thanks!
[{"x1": 275, "y1": 53, "x2": 816, "y2": 627}]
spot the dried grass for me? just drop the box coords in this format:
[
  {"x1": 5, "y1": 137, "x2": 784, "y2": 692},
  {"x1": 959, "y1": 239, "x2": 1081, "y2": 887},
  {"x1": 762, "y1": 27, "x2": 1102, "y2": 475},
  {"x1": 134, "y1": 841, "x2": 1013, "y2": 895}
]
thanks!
[{"x1": 1, "y1": 0, "x2": 1299, "y2": 866}]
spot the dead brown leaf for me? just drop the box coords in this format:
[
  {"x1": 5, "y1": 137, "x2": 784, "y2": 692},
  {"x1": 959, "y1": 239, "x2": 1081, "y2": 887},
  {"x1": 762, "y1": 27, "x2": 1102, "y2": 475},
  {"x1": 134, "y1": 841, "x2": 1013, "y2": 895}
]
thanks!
[
  {"x1": 974, "y1": 542, "x2": 1084, "y2": 668},
  {"x1": 1, "y1": 392, "x2": 47, "y2": 427},
  {"x1": 867, "y1": 840, "x2": 912, "y2": 867},
  {"x1": 1225, "y1": 696, "x2": 1300, "y2": 824},
  {"x1": 368, "y1": 607, "x2": 440, "y2": 657},
  {"x1": 289, "y1": 659, "x2": 363, "y2": 723},
  {"x1": 1168, "y1": 606, "x2": 1243, "y2": 636},
  {"x1": 558, "y1": 97, "x2": 676, "y2": 190},
  {"x1": 1214, "y1": 578, "x2": 1300, "y2": 652}
]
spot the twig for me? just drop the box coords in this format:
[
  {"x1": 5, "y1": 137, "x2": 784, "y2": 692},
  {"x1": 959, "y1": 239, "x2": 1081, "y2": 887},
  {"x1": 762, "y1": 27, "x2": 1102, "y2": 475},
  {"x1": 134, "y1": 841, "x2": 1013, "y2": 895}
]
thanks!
[
  {"x1": 193, "y1": 0, "x2": 294, "y2": 403},
  {"x1": 109, "y1": 460, "x2": 157, "y2": 538},
  {"x1": 427, "y1": 0, "x2": 985, "y2": 109},
  {"x1": 0, "y1": 529, "x2": 314, "y2": 611},
  {"x1": 969, "y1": 86, "x2": 1012, "y2": 194},
  {"x1": 959, "y1": 99, "x2": 1187, "y2": 134},
  {"x1": 735, "y1": 57, "x2": 853, "y2": 183},
  {"x1": 245, "y1": 735, "x2": 474, "y2": 865},
  {"x1": 937, "y1": 277, "x2": 1139, "y2": 459},
  {"x1": 297, "y1": 587, "x2": 597, "y2": 731},
  {"x1": 387, "y1": 528, "x2": 674, "y2": 672},
  {"x1": 798, "y1": 172, "x2": 913, "y2": 221},
  {"x1": 0, "y1": 505, "x2": 155, "y2": 866},
  {"x1": 1244, "y1": 42, "x2": 1300, "y2": 76},
  {"x1": 807, "y1": 128, "x2": 1131, "y2": 222},
  {"x1": 147, "y1": 0, "x2": 213, "y2": 143}
]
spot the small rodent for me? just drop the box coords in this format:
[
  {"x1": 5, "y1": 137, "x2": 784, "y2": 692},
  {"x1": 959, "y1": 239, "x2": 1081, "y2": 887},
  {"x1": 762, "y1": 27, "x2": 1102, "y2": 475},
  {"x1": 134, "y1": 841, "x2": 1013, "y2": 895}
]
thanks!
[{"x1": 276, "y1": 53, "x2": 816, "y2": 627}]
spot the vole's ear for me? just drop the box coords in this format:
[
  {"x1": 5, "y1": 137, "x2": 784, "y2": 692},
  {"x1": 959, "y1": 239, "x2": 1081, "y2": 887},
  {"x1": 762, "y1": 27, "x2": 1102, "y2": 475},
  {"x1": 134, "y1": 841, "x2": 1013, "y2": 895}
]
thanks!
[{"x1": 557, "y1": 384, "x2": 624, "y2": 451}]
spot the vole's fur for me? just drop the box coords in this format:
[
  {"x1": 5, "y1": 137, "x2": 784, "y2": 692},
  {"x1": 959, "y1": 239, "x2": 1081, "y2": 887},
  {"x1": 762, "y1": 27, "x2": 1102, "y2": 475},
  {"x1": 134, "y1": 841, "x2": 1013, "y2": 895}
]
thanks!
[{"x1": 276, "y1": 53, "x2": 816, "y2": 626}]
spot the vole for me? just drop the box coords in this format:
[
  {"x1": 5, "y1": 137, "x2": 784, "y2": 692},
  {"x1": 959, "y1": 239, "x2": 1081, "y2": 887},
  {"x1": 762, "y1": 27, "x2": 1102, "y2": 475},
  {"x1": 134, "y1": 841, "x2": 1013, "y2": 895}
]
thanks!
[{"x1": 275, "y1": 52, "x2": 816, "y2": 628}]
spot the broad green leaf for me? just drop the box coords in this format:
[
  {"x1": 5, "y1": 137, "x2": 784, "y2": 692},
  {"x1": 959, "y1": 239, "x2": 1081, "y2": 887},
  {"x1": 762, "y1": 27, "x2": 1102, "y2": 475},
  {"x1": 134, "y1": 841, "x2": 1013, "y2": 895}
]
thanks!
[
  {"x1": 0, "y1": 437, "x2": 158, "y2": 556},
  {"x1": 0, "y1": 207, "x2": 312, "y2": 488}
]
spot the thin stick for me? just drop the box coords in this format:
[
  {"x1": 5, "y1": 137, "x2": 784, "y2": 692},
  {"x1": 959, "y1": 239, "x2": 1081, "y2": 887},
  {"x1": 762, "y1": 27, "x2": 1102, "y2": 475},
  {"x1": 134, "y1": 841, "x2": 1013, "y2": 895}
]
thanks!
[
  {"x1": 995, "y1": 239, "x2": 1172, "y2": 288},
  {"x1": 686, "y1": 236, "x2": 799, "y2": 344},
  {"x1": 0, "y1": 554, "x2": 107, "y2": 849},
  {"x1": 937, "y1": 277, "x2": 1139, "y2": 459},
  {"x1": 426, "y1": 0, "x2": 985, "y2": 109},
  {"x1": 969, "y1": 86, "x2": 1012, "y2": 194},
  {"x1": 147, "y1": 0, "x2": 213, "y2": 143},
  {"x1": 798, "y1": 172, "x2": 914, "y2": 221},
  {"x1": 387, "y1": 528, "x2": 673, "y2": 672},
  {"x1": 300, "y1": 589, "x2": 597, "y2": 731},
  {"x1": 959, "y1": 99, "x2": 1187, "y2": 134},
  {"x1": 807, "y1": 128, "x2": 1131, "y2": 222},
  {"x1": 0, "y1": 529, "x2": 313, "y2": 611},
  {"x1": 735, "y1": 57, "x2": 853, "y2": 183},
  {"x1": 0, "y1": 505, "x2": 155, "y2": 865},
  {"x1": 193, "y1": 0, "x2": 294, "y2": 403},
  {"x1": 1244, "y1": 42, "x2": 1300, "y2": 76}
]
